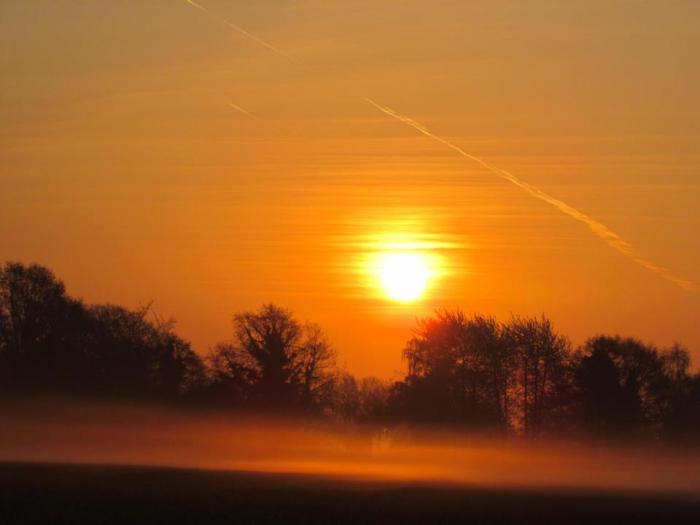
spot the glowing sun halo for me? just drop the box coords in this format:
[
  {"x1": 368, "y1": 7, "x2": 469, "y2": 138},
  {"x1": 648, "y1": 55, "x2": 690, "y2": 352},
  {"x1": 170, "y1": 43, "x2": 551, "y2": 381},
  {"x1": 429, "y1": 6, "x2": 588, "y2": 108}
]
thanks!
[{"x1": 377, "y1": 252, "x2": 432, "y2": 302}]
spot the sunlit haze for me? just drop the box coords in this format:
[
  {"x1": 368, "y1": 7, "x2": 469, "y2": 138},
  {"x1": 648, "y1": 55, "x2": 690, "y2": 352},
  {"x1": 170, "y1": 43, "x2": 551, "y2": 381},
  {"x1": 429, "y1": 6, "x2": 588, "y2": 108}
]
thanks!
[
  {"x1": 377, "y1": 252, "x2": 432, "y2": 302},
  {"x1": 3, "y1": 4, "x2": 700, "y2": 523},
  {"x1": 1, "y1": 0, "x2": 699, "y2": 376}
]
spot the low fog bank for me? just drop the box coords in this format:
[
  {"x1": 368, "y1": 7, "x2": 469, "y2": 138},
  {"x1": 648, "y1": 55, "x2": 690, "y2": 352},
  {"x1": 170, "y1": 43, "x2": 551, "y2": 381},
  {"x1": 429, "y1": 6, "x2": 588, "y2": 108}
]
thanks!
[
  {"x1": 3, "y1": 265, "x2": 699, "y2": 449},
  {"x1": 2, "y1": 398, "x2": 700, "y2": 495}
]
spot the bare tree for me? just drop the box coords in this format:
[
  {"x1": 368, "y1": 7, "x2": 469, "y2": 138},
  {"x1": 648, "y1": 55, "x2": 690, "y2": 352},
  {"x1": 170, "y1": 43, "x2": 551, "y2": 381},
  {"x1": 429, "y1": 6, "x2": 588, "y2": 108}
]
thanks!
[
  {"x1": 400, "y1": 310, "x2": 516, "y2": 429},
  {"x1": 0, "y1": 262, "x2": 84, "y2": 391},
  {"x1": 295, "y1": 322, "x2": 336, "y2": 406},
  {"x1": 504, "y1": 316, "x2": 571, "y2": 437},
  {"x1": 209, "y1": 304, "x2": 336, "y2": 410}
]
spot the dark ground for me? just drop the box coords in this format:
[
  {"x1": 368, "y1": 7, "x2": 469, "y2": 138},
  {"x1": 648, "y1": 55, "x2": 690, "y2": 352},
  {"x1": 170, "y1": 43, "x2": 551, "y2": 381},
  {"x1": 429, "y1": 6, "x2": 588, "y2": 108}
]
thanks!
[{"x1": 2, "y1": 462, "x2": 700, "y2": 524}]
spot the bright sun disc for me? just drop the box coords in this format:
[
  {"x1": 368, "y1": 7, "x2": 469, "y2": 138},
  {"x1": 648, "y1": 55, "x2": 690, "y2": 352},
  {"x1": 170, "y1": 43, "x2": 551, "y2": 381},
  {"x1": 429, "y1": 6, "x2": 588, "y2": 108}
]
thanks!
[{"x1": 377, "y1": 252, "x2": 431, "y2": 302}]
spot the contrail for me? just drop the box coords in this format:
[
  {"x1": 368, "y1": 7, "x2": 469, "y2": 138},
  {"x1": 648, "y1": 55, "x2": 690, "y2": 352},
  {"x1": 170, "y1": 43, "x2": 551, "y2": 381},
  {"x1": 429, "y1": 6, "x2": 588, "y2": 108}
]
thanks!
[
  {"x1": 229, "y1": 102, "x2": 257, "y2": 118},
  {"x1": 182, "y1": 0, "x2": 696, "y2": 292},
  {"x1": 184, "y1": 0, "x2": 295, "y2": 62},
  {"x1": 184, "y1": 0, "x2": 206, "y2": 11},
  {"x1": 365, "y1": 98, "x2": 698, "y2": 292}
]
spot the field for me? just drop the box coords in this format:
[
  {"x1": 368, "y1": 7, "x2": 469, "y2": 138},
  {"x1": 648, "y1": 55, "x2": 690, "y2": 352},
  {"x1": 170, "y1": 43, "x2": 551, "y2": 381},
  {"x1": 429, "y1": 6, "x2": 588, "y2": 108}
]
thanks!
[{"x1": 2, "y1": 462, "x2": 700, "y2": 524}]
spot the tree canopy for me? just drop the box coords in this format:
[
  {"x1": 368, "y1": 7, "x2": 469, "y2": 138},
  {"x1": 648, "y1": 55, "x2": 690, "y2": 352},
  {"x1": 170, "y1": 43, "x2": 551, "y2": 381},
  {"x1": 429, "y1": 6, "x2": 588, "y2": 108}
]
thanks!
[{"x1": 1, "y1": 261, "x2": 699, "y2": 443}]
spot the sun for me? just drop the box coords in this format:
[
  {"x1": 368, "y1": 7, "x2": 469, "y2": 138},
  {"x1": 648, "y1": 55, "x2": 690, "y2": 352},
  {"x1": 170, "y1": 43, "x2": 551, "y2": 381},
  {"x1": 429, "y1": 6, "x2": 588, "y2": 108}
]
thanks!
[{"x1": 377, "y1": 252, "x2": 432, "y2": 302}]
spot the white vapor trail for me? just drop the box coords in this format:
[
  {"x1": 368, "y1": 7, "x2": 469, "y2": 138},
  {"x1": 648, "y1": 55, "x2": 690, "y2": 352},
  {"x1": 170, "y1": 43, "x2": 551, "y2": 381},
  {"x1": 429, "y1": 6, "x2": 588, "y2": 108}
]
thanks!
[
  {"x1": 365, "y1": 98, "x2": 698, "y2": 292},
  {"x1": 183, "y1": 0, "x2": 696, "y2": 292},
  {"x1": 229, "y1": 102, "x2": 256, "y2": 118},
  {"x1": 184, "y1": 0, "x2": 295, "y2": 62}
]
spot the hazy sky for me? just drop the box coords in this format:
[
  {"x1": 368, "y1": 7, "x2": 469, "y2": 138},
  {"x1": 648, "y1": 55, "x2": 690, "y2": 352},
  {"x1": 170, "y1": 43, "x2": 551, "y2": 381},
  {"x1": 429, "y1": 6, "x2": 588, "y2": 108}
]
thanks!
[{"x1": 2, "y1": 1, "x2": 699, "y2": 376}]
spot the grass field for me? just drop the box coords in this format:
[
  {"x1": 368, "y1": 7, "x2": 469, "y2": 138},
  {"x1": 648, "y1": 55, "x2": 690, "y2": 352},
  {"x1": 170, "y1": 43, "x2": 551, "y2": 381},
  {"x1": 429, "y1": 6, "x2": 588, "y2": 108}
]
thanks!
[{"x1": 2, "y1": 462, "x2": 700, "y2": 524}]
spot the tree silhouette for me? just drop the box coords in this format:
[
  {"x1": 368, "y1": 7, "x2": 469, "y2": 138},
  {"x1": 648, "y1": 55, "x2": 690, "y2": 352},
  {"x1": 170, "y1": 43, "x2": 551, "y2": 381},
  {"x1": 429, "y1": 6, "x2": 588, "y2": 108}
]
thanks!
[
  {"x1": 2, "y1": 260, "x2": 700, "y2": 443},
  {"x1": 659, "y1": 343, "x2": 700, "y2": 442},
  {"x1": 398, "y1": 311, "x2": 517, "y2": 429},
  {"x1": 329, "y1": 373, "x2": 390, "y2": 423},
  {"x1": 0, "y1": 262, "x2": 85, "y2": 392},
  {"x1": 505, "y1": 316, "x2": 572, "y2": 437},
  {"x1": 0, "y1": 262, "x2": 203, "y2": 400},
  {"x1": 205, "y1": 341, "x2": 257, "y2": 407},
  {"x1": 574, "y1": 336, "x2": 670, "y2": 439},
  {"x1": 80, "y1": 304, "x2": 204, "y2": 399},
  {"x1": 208, "y1": 304, "x2": 336, "y2": 410}
]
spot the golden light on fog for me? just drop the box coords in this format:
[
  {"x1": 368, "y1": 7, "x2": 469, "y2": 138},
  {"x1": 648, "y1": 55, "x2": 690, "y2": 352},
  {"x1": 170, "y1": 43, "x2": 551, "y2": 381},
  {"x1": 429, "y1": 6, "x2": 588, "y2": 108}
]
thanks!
[{"x1": 377, "y1": 252, "x2": 432, "y2": 302}]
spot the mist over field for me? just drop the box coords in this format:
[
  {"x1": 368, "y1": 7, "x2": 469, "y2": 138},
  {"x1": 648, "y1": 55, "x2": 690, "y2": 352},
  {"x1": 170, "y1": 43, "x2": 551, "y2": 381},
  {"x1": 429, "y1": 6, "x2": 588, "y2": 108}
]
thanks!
[
  {"x1": 2, "y1": 398, "x2": 700, "y2": 496},
  {"x1": 2, "y1": 1, "x2": 700, "y2": 522}
]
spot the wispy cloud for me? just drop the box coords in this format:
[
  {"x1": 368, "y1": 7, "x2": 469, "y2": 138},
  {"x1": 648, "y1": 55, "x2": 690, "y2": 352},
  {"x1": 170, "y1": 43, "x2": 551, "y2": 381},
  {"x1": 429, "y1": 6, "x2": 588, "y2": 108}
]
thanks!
[
  {"x1": 365, "y1": 98, "x2": 698, "y2": 292},
  {"x1": 183, "y1": 0, "x2": 296, "y2": 62}
]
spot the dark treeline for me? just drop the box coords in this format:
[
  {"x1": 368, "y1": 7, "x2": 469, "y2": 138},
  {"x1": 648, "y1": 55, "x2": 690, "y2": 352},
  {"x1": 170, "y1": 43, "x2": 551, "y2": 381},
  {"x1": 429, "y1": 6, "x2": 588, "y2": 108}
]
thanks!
[{"x1": 1, "y1": 262, "x2": 699, "y2": 443}]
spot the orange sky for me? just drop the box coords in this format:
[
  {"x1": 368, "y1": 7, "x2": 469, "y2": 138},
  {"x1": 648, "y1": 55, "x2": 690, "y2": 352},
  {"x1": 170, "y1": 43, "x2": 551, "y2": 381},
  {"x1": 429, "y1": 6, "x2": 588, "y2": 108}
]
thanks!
[{"x1": 1, "y1": 1, "x2": 699, "y2": 377}]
